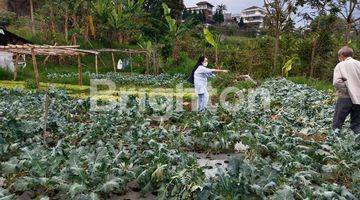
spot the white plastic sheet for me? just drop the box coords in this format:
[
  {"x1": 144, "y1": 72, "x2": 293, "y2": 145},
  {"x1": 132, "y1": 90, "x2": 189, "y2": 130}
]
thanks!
[
  {"x1": 117, "y1": 59, "x2": 123, "y2": 70},
  {"x1": 0, "y1": 51, "x2": 15, "y2": 72}
]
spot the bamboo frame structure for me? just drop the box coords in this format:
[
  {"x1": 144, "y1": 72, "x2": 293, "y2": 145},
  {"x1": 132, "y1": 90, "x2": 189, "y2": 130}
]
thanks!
[
  {"x1": 0, "y1": 45, "x2": 161, "y2": 90},
  {"x1": 97, "y1": 48, "x2": 151, "y2": 74},
  {"x1": 0, "y1": 44, "x2": 99, "y2": 90}
]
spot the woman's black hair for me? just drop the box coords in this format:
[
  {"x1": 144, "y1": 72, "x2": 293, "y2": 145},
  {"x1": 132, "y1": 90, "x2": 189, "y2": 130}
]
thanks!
[{"x1": 187, "y1": 55, "x2": 207, "y2": 85}]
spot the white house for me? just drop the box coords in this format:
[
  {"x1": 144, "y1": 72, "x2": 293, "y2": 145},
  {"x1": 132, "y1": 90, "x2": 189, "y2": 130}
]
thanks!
[
  {"x1": 186, "y1": 1, "x2": 214, "y2": 24},
  {"x1": 236, "y1": 6, "x2": 266, "y2": 29}
]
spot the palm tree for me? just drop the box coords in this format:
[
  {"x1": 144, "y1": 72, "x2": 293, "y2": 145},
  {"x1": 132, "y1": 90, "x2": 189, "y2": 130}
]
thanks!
[
  {"x1": 217, "y1": 4, "x2": 227, "y2": 14},
  {"x1": 92, "y1": 0, "x2": 146, "y2": 43}
]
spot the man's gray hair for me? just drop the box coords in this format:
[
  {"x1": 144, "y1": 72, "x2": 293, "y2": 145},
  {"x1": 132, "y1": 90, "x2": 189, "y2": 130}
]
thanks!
[{"x1": 338, "y1": 46, "x2": 354, "y2": 58}]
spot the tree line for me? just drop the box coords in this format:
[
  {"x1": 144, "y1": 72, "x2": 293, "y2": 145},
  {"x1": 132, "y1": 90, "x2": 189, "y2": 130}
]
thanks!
[{"x1": 1, "y1": 0, "x2": 359, "y2": 79}]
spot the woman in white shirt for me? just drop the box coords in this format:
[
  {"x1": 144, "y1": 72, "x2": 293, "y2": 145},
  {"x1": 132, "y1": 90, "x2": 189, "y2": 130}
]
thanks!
[{"x1": 188, "y1": 56, "x2": 228, "y2": 111}]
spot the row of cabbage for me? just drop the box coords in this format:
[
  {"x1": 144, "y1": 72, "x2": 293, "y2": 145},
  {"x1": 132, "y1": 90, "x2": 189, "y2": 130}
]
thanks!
[
  {"x1": 0, "y1": 78, "x2": 359, "y2": 199},
  {"x1": 46, "y1": 72, "x2": 186, "y2": 87}
]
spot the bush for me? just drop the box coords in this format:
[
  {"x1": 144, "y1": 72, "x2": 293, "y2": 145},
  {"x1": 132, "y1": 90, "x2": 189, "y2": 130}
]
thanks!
[
  {"x1": 288, "y1": 76, "x2": 333, "y2": 92},
  {"x1": 0, "y1": 10, "x2": 16, "y2": 27},
  {"x1": 163, "y1": 52, "x2": 196, "y2": 75},
  {"x1": 211, "y1": 73, "x2": 256, "y2": 90},
  {"x1": 24, "y1": 79, "x2": 38, "y2": 90},
  {"x1": 0, "y1": 68, "x2": 13, "y2": 80}
]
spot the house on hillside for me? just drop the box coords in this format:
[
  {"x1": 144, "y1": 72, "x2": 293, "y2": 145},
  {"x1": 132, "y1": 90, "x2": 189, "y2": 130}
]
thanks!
[
  {"x1": 235, "y1": 6, "x2": 266, "y2": 29},
  {"x1": 186, "y1": 1, "x2": 214, "y2": 24}
]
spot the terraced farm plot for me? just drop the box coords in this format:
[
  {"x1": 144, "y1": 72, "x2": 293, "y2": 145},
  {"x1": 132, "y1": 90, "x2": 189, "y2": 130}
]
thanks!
[{"x1": 0, "y1": 79, "x2": 359, "y2": 199}]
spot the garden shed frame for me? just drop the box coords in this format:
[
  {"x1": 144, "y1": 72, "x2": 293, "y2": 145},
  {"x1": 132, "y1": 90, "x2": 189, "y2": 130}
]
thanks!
[
  {"x1": 97, "y1": 48, "x2": 151, "y2": 74},
  {"x1": 0, "y1": 44, "x2": 99, "y2": 89}
]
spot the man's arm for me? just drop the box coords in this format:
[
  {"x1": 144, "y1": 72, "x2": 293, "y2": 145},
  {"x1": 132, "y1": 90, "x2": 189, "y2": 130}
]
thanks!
[
  {"x1": 333, "y1": 64, "x2": 344, "y2": 85},
  {"x1": 333, "y1": 64, "x2": 350, "y2": 96}
]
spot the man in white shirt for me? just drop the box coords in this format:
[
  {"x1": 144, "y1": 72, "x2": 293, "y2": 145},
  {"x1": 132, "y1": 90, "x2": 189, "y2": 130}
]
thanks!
[{"x1": 332, "y1": 46, "x2": 360, "y2": 143}]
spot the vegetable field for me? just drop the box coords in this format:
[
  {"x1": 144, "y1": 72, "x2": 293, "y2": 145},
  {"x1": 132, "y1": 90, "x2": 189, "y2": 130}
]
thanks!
[
  {"x1": 46, "y1": 72, "x2": 186, "y2": 87},
  {"x1": 0, "y1": 79, "x2": 359, "y2": 200}
]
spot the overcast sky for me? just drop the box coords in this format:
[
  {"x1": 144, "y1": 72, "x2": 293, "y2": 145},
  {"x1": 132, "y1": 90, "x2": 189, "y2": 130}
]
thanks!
[{"x1": 184, "y1": 0, "x2": 264, "y2": 15}]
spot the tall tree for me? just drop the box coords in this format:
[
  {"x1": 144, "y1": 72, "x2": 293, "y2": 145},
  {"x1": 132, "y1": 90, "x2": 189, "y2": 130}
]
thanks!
[
  {"x1": 62, "y1": 0, "x2": 70, "y2": 43},
  {"x1": 213, "y1": 9, "x2": 224, "y2": 25},
  {"x1": 217, "y1": 4, "x2": 227, "y2": 13},
  {"x1": 142, "y1": 0, "x2": 184, "y2": 21},
  {"x1": 331, "y1": 0, "x2": 360, "y2": 43},
  {"x1": 165, "y1": 0, "x2": 185, "y2": 21},
  {"x1": 44, "y1": 0, "x2": 57, "y2": 36},
  {"x1": 264, "y1": 0, "x2": 297, "y2": 73},
  {"x1": 238, "y1": 17, "x2": 246, "y2": 29},
  {"x1": 162, "y1": 3, "x2": 196, "y2": 61},
  {"x1": 297, "y1": 0, "x2": 334, "y2": 78},
  {"x1": 29, "y1": 0, "x2": 35, "y2": 34},
  {"x1": 142, "y1": 0, "x2": 185, "y2": 41},
  {"x1": 92, "y1": 0, "x2": 146, "y2": 44},
  {"x1": 216, "y1": 4, "x2": 227, "y2": 25}
]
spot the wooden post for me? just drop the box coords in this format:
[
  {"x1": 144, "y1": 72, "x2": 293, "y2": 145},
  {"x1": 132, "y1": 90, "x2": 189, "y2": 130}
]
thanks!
[
  {"x1": 13, "y1": 54, "x2": 20, "y2": 81},
  {"x1": 111, "y1": 52, "x2": 116, "y2": 72},
  {"x1": 31, "y1": 48, "x2": 40, "y2": 90},
  {"x1": 43, "y1": 89, "x2": 50, "y2": 145},
  {"x1": 146, "y1": 53, "x2": 149, "y2": 75},
  {"x1": 215, "y1": 48, "x2": 219, "y2": 69},
  {"x1": 30, "y1": 0, "x2": 35, "y2": 35},
  {"x1": 152, "y1": 50, "x2": 156, "y2": 74},
  {"x1": 64, "y1": 8, "x2": 69, "y2": 43},
  {"x1": 129, "y1": 52, "x2": 133, "y2": 74},
  {"x1": 43, "y1": 55, "x2": 50, "y2": 70},
  {"x1": 78, "y1": 55, "x2": 83, "y2": 86},
  {"x1": 95, "y1": 54, "x2": 98, "y2": 74},
  {"x1": 155, "y1": 50, "x2": 159, "y2": 75}
]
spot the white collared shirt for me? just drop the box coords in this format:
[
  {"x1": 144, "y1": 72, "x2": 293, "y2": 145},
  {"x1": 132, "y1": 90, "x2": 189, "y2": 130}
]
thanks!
[
  {"x1": 194, "y1": 65, "x2": 215, "y2": 94},
  {"x1": 333, "y1": 57, "x2": 360, "y2": 104}
]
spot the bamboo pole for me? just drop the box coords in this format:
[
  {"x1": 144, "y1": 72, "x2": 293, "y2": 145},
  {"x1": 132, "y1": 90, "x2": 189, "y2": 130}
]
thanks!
[
  {"x1": 31, "y1": 48, "x2": 40, "y2": 90},
  {"x1": 153, "y1": 50, "x2": 156, "y2": 74},
  {"x1": 215, "y1": 48, "x2": 219, "y2": 69},
  {"x1": 129, "y1": 52, "x2": 133, "y2": 74},
  {"x1": 78, "y1": 55, "x2": 82, "y2": 86},
  {"x1": 146, "y1": 54, "x2": 149, "y2": 75},
  {"x1": 13, "y1": 54, "x2": 19, "y2": 81},
  {"x1": 111, "y1": 52, "x2": 116, "y2": 72},
  {"x1": 95, "y1": 54, "x2": 98, "y2": 74},
  {"x1": 43, "y1": 55, "x2": 50, "y2": 70},
  {"x1": 64, "y1": 8, "x2": 69, "y2": 43},
  {"x1": 43, "y1": 89, "x2": 50, "y2": 145},
  {"x1": 30, "y1": 0, "x2": 35, "y2": 35}
]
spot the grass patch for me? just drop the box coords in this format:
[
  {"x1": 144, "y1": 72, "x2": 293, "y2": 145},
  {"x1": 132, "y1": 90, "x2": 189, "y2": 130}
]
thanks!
[
  {"x1": 288, "y1": 76, "x2": 333, "y2": 92},
  {"x1": 0, "y1": 80, "x2": 197, "y2": 100},
  {"x1": 0, "y1": 68, "x2": 13, "y2": 80},
  {"x1": 0, "y1": 80, "x2": 90, "y2": 95}
]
